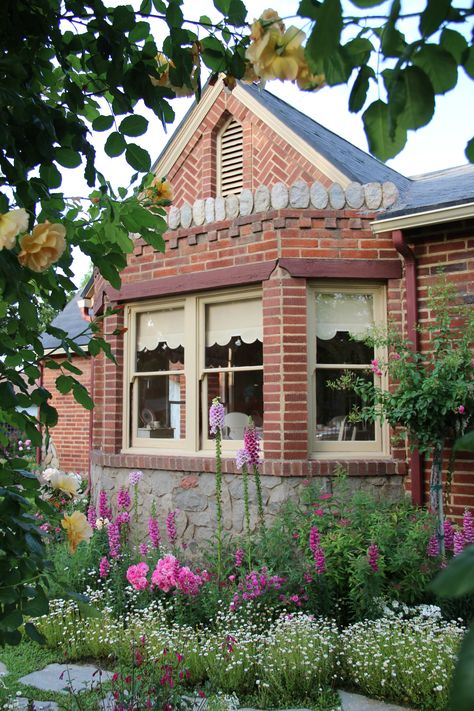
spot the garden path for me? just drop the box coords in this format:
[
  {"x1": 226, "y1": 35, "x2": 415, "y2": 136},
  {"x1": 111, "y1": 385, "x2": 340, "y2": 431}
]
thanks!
[{"x1": 10, "y1": 664, "x2": 416, "y2": 711}]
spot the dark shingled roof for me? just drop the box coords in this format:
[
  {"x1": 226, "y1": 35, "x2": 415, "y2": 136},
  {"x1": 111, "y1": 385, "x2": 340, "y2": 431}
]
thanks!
[
  {"x1": 239, "y1": 82, "x2": 411, "y2": 190},
  {"x1": 380, "y1": 164, "x2": 474, "y2": 219},
  {"x1": 40, "y1": 292, "x2": 91, "y2": 351}
]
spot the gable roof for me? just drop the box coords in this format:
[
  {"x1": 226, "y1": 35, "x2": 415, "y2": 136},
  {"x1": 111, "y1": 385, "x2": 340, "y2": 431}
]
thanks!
[
  {"x1": 153, "y1": 78, "x2": 409, "y2": 189},
  {"x1": 40, "y1": 292, "x2": 91, "y2": 351}
]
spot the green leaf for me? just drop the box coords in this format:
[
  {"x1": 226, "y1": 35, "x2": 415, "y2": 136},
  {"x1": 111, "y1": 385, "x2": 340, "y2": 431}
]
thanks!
[
  {"x1": 39, "y1": 164, "x2": 62, "y2": 189},
  {"x1": 119, "y1": 115, "x2": 149, "y2": 137},
  {"x1": 465, "y1": 137, "x2": 474, "y2": 164},
  {"x1": 306, "y1": 0, "x2": 342, "y2": 61},
  {"x1": 125, "y1": 144, "x2": 151, "y2": 172},
  {"x1": 104, "y1": 132, "x2": 127, "y2": 158},
  {"x1": 362, "y1": 99, "x2": 407, "y2": 161},
  {"x1": 397, "y1": 67, "x2": 435, "y2": 130},
  {"x1": 322, "y1": 47, "x2": 352, "y2": 85},
  {"x1": 430, "y1": 546, "x2": 474, "y2": 597},
  {"x1": 129, "y1": 21, "x2": 151, "y2": 42},
  {"x1": 73, "y1": 382, "x2": 94, "y2": 410},
  {"x1": 39, "y1": 402, "x2": 58, "y2": 427},
  {"x1": 54, "y1": 148, "x2": 82, "y2": 168},
  {"x1": 440, "y1": 29, "x2": 468, "y2": 64},
  {"x1": 419, "y1": 0, "x2": 451, "y2": 37},
  {"x1": 0, "y1": 609, "x2": 23, "y2": 631},
  {"x1": 23, "y1": 589, "x2": 49, "y2": 617},
  {"x1": 454, "y1": 430, "x2": 474, "y2": 452},
  {"x1": 227, "y1": 0, "x2": 247, "y2": 25},
  {"x1": 25, "y1": 533, "x2": 44, "y2": 556},
  {"x1": 92, "y1": 115, "x2": 114, "y2": 132},
  {"x1": 413, "y1": 45, "x2": 458, "y2": 94},
  {"x1": 298, "y1": 0, "x2": 319, "y2": 20},
  {"x1": 24, "y1": 622, "x2": 45, "y2": 644},
  {"x1": 56, "y1": 374, "x2": 74, "y2": 395},
  {"x1": 166, "y1": 1, "x2": 183, "y2": 28},
  {"x1": 463, "y1": 45, "x2": 474, "y2": 79},
  {"x1": 449, "y1": 624, "x2": 474, "y2": 711},
  {"x1": 344, "y1": 37, "x2": 374, "y2": 67},
  {"x1": 349, "y1": 65, "x2": 375, "y2": 112},
  {"x1": 348, "y1": 0, "x2": 385, "y2": 5}
]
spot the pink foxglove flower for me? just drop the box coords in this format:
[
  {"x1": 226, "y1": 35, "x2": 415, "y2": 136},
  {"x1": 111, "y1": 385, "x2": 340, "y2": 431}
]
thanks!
[
  {"x1": 463, "y1": 510, "x2": 474, "y2": 543},
  {"x1": 367, "y1": 543, "x2": 379, "y2": 572},
  {"x1": 314, "y1": 546, "x2": 326, "y2": 575},
  {"x1": 98, "y1": 490, "x2": 112, "y2": 519},
  {"x1": 444, "y1": 519, "x2": 455, "y2": 551},
  {"x1": 87, "y1": 504, "x2": 97, "y2": 529},
  {"x1": 129, "y1": 469, "x2": 143, "y2": 486},
  {"x1": 236, "y1": 448, "x2": 248, "y2": 470},
  {"x1": 99, "y1": 556, "x2": 110, "y2": 578},
  {"x1": 108, "y1": 521, "x2": 121, "y2": 559},
  {"x1": 235, "y1": 548, "x2": 244, "y2": 568},
  {"x1": 209, "y1": 398, "x2": 225, "y2": 435},
  {"x1": 166, "y1": 510, "x2": 177, "y2": 545},
  {"x1": 427, "y1": 535, "x2": 440, "y2": 557},
  {"x1": 309, "y1": 526, "x2": 320, "y2": 556},
  {"x1": 454, "y1": 530, "x2": 465, "y2": 556},
  {"x1": 148, "y1": 516, "x2": 161, "y2": 549},
  {"x1": 139, "y1": 542, "x2": 149, "y2": 558},
  {"x1": 243, "y1": 424, "x2": 261, "y2": 467},
  {"x1": 117, "y1": 486, "x2": 131, "y2": 511}
]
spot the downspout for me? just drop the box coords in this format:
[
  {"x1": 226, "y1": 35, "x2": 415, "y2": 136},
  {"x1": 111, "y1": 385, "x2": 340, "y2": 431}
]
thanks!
[
  {"x1": 84, "y1": 356, "x2": 95, "y2": 496},
  {"x1": 392, "y1": 229, "x2": 424, "y2": 506},
  {"x1": 37, "y1": 362, "x2": 44, "y2": 466}
]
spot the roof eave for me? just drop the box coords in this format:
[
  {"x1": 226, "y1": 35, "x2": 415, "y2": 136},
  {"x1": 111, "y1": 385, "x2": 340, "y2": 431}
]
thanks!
[{"x1": 371, "y1": 201, "x2": 474, "y2": 234}]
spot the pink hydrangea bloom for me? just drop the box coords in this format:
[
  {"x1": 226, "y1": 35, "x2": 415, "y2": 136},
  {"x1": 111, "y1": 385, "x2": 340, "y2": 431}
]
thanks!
[
  {"x1": 127, "y1": 562, "x2": 149, "y2": 591},
  {"x1": 151, "y1": 554, "x2": 180, "y2": 592},
  {"x1": 176, "y1": 566, "x2": 203, "y2": 595},
  {"x1": 209, "y1": 398, "x2": 225, "y2": 435}
]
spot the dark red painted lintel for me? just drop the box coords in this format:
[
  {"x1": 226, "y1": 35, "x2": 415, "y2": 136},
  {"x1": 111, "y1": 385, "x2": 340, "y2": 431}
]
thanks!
[{"x1": 279, "y1": 258, "x2": 402, "y2": 279}]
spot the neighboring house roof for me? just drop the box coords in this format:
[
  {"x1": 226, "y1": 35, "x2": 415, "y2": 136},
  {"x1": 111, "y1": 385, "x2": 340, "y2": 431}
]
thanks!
[{"x1": 40, "y1": 292, "x2": 91, "y2": 351}]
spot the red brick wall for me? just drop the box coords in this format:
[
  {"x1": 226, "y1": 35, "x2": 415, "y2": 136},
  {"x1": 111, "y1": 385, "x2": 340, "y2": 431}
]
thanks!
[
  {"x1": 402, "y1": 220, "x2": 474, "y2": 517},
  {"x1": 42, "y1": 356, "x2": 91, "y2": 476}
]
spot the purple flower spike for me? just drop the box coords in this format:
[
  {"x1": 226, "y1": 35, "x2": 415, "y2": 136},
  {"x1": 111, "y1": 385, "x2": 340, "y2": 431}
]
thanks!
[
  {"x1": 454, "y1": 530, "x2": 465, "y2": 556},
  {"x1": 243, "y1": 424, "x2": 261, "y2": 467},
  {"x1": 427, "y1": 535, "x2": 440, "y2": 557},
  {"x1": 209, "y1": 398, "x2": 225, "y2": 435},
  {"x1": 148, "y1": 516, "x2": 161, "y2": 549},
  {"x1": 166, "y1": 510, "x2": 177, "y2": 545},
  {"x1": 129, "y1": 470, "x2": 143, "y2": 486},
  {"x1": 463, "y1": 510, "x2": 474, "y2": 544},
  {"x1": 117, "y1": 486, "x2": 131, "y2": 511},
  {"x1": 236, "y1": 448, "x2": 248, "y2": 470},
  {"x1": 444, "y1": 519, "x2": 454, "y2": 551},
  {"x1": 367, "y1": 543, "x2": 379, "y2": 573}
]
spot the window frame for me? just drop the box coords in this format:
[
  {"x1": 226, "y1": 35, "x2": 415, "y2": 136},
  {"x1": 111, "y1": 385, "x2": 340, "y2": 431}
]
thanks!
[
  {"x1": 123, "y1": 287, "x2": 262, "y2": 454},
  {"x1": 307, "y1": 281, "x2": 388, "y2": 457}
]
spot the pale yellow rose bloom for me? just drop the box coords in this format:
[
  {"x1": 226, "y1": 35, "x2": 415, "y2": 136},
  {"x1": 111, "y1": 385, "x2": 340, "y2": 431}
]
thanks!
[
  {"x1": 145, "y1": 177, "x2": 173, "y2": 204},
  {"x1": 296, "y1": 62, "x2": 326, "y2": 91},
  {"x1": 61, "y1": 511, "x2": 93, "y2": 553},
  {"x1": 18, "y1": 221, "x2": 66, "y2": 272},
  {"x1": 0, "y1": 208, "x2": 29, "y2": 250},
  {"x1": 247, "y1": 25, "x2": 306, "y2": 82},
  {"x1": 49, "y1": 471, "x2": 80, "y2": 497},
  {"x1": 250, "y1": 9, "x2": 284, "y2": 41}
]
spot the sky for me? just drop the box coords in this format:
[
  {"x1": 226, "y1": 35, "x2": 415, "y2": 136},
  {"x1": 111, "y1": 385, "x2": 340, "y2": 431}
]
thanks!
[{"x1": 69, "y1": 0, "x2": 474, "y2": 283}]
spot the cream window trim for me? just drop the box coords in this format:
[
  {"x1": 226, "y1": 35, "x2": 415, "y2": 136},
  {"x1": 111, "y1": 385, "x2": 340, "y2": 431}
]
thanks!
[
  {"x1": 307, "y1": 282, "x2": 388, "y2": 456},
  {"x1": 124, "y1": 287, "x2": 262, "y2": 454}
]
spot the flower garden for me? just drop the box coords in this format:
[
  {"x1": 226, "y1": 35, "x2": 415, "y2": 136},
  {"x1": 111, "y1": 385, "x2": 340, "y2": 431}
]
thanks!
[{"x1": 0, "y1": 403, "x2": 472, "y2": 711}]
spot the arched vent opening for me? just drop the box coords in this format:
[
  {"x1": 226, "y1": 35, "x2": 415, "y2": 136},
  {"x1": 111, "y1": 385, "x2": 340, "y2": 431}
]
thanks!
[{"x1": 219, "y1": 119, "x2": 243, "y2": 197}]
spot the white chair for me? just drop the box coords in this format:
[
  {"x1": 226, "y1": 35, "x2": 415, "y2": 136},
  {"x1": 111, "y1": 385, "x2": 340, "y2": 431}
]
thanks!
[{"x1": 224, "y1": 412, "x2": 248, "y2": 439}]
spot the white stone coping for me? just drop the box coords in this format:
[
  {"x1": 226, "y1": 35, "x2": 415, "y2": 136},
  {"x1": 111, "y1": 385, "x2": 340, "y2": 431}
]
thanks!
[{"x1": 166, "y1": 180, "x2": 400, "y2": 231}]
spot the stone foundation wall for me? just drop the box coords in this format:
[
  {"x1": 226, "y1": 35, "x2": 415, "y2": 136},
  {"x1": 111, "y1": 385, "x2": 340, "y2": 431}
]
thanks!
[{"x1": 91, "y1": 465, "x2": 405, "y2": 553}]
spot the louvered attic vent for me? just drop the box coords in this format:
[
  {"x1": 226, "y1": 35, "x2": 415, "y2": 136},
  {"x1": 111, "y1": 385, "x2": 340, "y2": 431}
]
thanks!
[{"x1": 220, "y1": 119, "x2": 243, "y2": 197}]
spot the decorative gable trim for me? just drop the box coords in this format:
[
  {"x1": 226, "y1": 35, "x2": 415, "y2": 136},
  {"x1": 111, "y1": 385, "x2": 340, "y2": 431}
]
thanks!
[{"x1": 152, "y1": 78, "x2": 351, "y2": 186}]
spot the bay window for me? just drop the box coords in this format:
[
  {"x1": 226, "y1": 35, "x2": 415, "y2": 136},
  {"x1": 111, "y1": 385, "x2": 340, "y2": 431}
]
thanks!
[
  {"x1": 308, "y1": 283, "x2": 386, "y2": 454},
  {"x1": 125, "y1": 289, "x2": 263, "y2": 451}
]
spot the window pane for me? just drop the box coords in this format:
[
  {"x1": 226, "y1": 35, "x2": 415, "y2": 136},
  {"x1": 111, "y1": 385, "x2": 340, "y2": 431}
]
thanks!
[
  {"x1": 205, "y1": 299, "x2": 262, "y2": 348},
  {"x1": 137, "y1": 344, "x2": 184, "y2": 372},
  {"x1": 205, "y1": 337, "x2": 263, "y2": 368},
  {"x1": 317, "y1": 332, "x2": 373, "y2": 365},
  {"x1": 315, "y1": 292, "x2": 374, "y2": 341},
  {"x1": 204, "y1": 370, "x2": 263, "y2": 438},
  {"x1": 315, "y1": 369, "x2": 375, "y2": 441},
  {"x1": 136, "y1": 308, "x2": 185, "y2": 370},
  {"x1": 136, "y1": 375, "x2": 185, "y2": 440}
]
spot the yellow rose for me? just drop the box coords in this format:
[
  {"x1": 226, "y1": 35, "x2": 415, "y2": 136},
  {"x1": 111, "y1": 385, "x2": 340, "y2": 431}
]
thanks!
[
  {"x1": 247, "y1": 24, "x2": 306, "y2": 82},
  {"x1": 296, "y1": 62, "x2": 326, "y2": 91},
  {"x1": 49, "y1": 471, "x2": 80, "y2": 497},
  {"x1": 144, "y1": 177, "x2": 173, "y2": 204},
  {"x1": 18, "y1": 221, "x2": 66, "y2": 272},
  {"x1": 61, "y1": 511, "x2": 93, "y2": 554},
  {"x1": 0, "y1": 208, "x2": 29, "y2": 250}
]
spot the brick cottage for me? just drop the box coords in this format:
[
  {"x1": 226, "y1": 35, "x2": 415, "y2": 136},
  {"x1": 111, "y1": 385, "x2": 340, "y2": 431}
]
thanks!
[{"x1": 45, "y1": 79, "x2": 474, "y2": 542}]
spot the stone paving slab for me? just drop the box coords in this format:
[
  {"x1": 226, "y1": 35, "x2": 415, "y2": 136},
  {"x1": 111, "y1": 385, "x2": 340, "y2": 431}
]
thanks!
[
  {"x1": 338, "y1": 691, "x2": 416, "y2": 711},
  {"x1": 6, "y1": 699, "x2": 58, "y2": 710},
  {"x1": 0, "y1": 661, "x2": 8, "y2": 675},
  {"x1": 18, "y1": 663, "x2": 113, "y2": 694}
]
